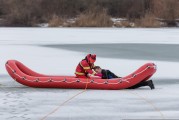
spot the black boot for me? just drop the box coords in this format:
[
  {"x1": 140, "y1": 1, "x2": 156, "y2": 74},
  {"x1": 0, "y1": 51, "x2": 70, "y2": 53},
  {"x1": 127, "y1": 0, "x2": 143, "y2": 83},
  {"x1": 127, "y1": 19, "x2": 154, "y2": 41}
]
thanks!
[
  {"x1": 127, "y1": 81, "x2": 148, "y2": 89},
  {"x1": 127, "y1": 80, "x2": 155, "y2": 90},
  {"x1": 147, "y1": 80, "x2": 155, "y2": 90}
]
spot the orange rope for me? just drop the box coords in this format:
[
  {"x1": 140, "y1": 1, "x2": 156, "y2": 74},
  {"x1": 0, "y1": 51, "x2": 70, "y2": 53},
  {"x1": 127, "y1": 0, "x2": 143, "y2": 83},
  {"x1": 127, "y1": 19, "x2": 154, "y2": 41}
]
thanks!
[
  {"x1": 40, "y1": 79, "x2": 89, "y2": 120},
  {"x1": 126, "y1": 90, "x2": 165, "y2": 119}
]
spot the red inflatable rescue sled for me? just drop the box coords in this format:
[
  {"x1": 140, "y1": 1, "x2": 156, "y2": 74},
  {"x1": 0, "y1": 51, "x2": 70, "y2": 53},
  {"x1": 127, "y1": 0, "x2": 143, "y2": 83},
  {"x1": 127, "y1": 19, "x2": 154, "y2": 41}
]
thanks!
[{"x1": 5, "y1": 60, "x2": 156, "y2": 90}]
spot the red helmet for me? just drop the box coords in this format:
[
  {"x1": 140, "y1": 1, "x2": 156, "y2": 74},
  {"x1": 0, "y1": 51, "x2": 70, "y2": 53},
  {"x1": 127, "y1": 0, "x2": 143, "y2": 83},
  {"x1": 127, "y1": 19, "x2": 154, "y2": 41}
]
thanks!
[
  {"x1": 85, "y1": 54, "x2": 96, "y2": 63},
  {"x1": 89, "y1": 54, "x2": 96, "y2": 63}
]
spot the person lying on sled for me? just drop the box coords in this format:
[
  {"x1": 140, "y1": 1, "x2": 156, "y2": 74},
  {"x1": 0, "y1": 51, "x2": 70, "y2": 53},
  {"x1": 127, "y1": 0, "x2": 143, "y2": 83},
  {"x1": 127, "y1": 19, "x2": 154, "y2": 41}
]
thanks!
[
  {"x1": 75, "y1": 54, "x2": 100, "y2": 78},
  {"x1": 93, "y1": 66, "x2": 119, "y2": 79},
  {"x1": 94, "y1": 66, "x2": 155, "y2": 90}
]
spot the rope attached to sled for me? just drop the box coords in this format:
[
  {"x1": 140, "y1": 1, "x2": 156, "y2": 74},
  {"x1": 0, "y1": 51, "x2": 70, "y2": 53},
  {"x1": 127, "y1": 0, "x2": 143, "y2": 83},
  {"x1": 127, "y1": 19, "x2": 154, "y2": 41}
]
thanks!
[
  {"x1": 40, "y1": 79, "x2": 89, "y2": 120},
  {"x1": 126, "y1": 90, "x2": 165, "y2": 119}
]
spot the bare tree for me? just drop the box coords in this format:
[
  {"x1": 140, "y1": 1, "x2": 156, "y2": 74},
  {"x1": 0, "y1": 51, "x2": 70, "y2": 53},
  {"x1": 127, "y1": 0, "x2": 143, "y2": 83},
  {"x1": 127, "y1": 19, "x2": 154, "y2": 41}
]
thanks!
[{"x1": 152, "y1": 0, "x2": 179, "y2": 20}]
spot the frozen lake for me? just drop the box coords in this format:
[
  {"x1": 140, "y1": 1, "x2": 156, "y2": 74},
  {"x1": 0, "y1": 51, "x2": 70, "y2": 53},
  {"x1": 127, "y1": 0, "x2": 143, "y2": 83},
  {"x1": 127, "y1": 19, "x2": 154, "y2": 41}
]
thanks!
[
  {"x1": 0, "y1": 28, "x2": 179, "y2": 120},
  {"x1": 43, "y1": 43, "x2": 179, "y2": 62}
]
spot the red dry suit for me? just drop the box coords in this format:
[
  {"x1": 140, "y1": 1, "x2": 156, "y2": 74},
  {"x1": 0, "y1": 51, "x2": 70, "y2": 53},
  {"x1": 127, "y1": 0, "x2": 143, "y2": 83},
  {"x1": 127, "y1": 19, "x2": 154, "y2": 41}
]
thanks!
[{"x1": 75, "y1": 54, "x2": 96, "y2": 78}]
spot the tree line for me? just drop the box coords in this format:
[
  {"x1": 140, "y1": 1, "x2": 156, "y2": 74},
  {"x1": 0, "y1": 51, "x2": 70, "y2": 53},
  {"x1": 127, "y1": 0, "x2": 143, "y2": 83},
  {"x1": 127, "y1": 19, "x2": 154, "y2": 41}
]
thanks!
[{"x1": 0, "y1": 0, "x2": 179, "y2": 27}]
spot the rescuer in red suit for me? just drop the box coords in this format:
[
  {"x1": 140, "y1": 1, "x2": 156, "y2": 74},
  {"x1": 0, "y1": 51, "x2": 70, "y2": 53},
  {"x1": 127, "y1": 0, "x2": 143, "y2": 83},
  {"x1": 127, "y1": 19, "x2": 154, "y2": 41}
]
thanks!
[{"x1": 75, "y1": 54, "x2": 100, "y2": 78}]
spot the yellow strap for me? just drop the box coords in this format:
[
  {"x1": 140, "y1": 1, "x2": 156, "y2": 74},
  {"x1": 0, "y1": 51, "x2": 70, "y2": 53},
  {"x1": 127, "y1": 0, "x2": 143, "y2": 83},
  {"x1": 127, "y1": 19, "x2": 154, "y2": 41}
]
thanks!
[
  {"x1": 75, "y1": 72, "x2": 85, "y2": 75},
  {"x1": 83, "y1": 67, "x2": 90, "y2": 70},
  {"x1": 80, "y1": 62, "x2": 90, "y2": 70}
]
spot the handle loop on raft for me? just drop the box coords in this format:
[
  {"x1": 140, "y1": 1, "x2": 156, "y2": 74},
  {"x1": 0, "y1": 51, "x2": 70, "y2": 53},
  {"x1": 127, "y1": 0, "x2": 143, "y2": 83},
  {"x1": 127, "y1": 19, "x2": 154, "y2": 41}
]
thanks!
[
  {"x1": 90, "y1": 80, "x2": 94, "y2": 83},
  {"x1": 48, "y1": 78, "x2": 52, "y2": 82},
  {"x1": 105, "y1": 81, "x2": 108, "y2": 84},
  {"x1": 22, "y1": 76, "x2": 26, "y2": 80},
  {"x1": 13, "y1": 70, "x2": 16, "y2": 73},
  {"x1": 35, "y1": 78, "x2": 39, "y2": 82},
  {"x1": 132, "y1": 74, "x2": 136, "y2": 78}
]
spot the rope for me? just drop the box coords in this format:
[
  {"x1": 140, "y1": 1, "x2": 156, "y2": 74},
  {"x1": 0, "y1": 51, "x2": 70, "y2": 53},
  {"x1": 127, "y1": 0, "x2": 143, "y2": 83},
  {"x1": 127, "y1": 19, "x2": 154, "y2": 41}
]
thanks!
[
  {"x1": 40, "y1": 79, "x2": 89, "y2": 120},
  {"x1": 126, "y1": 90, "x2": 165, "y2": 119}
]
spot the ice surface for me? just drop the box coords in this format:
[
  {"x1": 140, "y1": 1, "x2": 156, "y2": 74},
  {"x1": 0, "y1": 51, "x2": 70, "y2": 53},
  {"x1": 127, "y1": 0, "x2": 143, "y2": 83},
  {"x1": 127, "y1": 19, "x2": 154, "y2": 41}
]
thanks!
[
  {"x1": 0, "y1": 28, "x2": 179, "y2": 120},
  {"x1": 1, "y1": 28, "x2": 179, "y2": 45}
]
